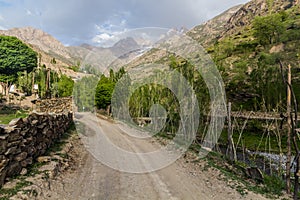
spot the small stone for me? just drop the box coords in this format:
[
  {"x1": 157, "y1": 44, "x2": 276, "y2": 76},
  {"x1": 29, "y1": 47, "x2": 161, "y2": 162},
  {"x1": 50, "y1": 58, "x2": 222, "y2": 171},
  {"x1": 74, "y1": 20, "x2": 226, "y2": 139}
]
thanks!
[
  {"x1": 7, "y1": 140, "x2": 20, "y2": 148},
  {"x1": 8, "y1": 118, "x2": 23, "y2": 127},
  {"x1": 31, "y1": 120, "x2": 39, "y2": 125},
  {"x1": 0, "y1": 140, "x2": 7, "y2": 154},
  {"x1": 0, "y1": 134, "x2": 8, "y2": 140},
  {"x1": 6, "y1": 162, "x2": 22, "y2": 177},
  {"x1": 5, "y1": 146, "x2": 21, "y2": 155},
  {"x1": 37, "y1": 156, "x2": 51, "y2": 163},
  {"x1": 21, "y1": 157, "x2": 32, "y2": 167},
  {"x1": 0, "y1": 158, "x2": 9, "y2": 169},
  {"x1": 7, "y1": 130, "x2": 22, "y2": 142},
  {"x1": 14, "y1": 152, "x2": 28, "y2": 162},
  {"x1": 20, "y1": 168, "x2": 27, "y2": 175},
  {"x1": 0, "y1": 168, "x2": 7, "y2": 187}
]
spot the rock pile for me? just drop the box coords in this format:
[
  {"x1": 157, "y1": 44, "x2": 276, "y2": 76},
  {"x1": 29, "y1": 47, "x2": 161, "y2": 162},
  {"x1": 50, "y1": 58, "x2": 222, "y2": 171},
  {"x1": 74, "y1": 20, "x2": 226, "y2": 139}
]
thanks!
[
  {"x1": 35, "y1": 97, "x2": 72, "y2": 113},
  {"x1": 0, "y1": 111, "x2": 73, "y2": 187}
]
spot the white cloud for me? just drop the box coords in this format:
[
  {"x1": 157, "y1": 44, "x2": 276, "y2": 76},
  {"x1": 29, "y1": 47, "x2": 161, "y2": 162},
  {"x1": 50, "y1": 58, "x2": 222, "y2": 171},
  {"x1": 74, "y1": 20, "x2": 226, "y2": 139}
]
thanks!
[
  {"x1": 26, "y1": 9, "x2": 32, "y2": 16},
  {"x1": 92, "y1": 13, "x2": 130, "y2": 47},
  {"x1": 0, "y1": 0, "x2": 251, "y2": 46}
]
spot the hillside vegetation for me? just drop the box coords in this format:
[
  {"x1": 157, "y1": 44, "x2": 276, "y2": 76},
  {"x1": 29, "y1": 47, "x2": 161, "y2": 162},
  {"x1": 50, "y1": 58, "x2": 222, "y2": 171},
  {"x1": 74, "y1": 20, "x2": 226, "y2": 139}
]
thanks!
[{"x1": 208, "y1": 4, "x2": 300, "y2": 111}]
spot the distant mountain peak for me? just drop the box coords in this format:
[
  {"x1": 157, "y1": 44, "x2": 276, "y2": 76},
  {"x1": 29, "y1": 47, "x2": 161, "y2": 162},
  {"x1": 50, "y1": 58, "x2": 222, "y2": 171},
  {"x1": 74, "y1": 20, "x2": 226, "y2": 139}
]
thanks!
[{"x1": 0, "y1": 26, "x2": 71, "y2": 59}]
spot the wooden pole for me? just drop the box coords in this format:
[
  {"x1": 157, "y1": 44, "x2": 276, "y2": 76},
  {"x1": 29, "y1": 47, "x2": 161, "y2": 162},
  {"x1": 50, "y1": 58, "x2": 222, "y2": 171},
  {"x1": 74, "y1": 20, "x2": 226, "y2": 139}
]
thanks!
[
  {"x1": 287, "y1": 64, "x2": 292, "y2": 194},
  {"x1": 227, "y1": 102, "x2": 236, "y2": 161},
  {"x1": 45, "y1": 68, "x2": 51, "y2": 98}
]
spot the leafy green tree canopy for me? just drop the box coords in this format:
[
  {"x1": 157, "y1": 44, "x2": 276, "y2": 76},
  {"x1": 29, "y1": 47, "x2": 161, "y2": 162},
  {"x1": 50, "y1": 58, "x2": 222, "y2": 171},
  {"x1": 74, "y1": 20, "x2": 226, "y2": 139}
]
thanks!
[
  {"x1": 253, "y1": 13, "x2": 285, "y2": 45},
  {"x1": 95, "y1": 75, "x2": 115, "y2": 110},
  {"x1": 0, "y1": 36, "x2": 37, "y2": 82},
  {"x1": 56, "y1": 74, "x2": 74, "y2": 97}
]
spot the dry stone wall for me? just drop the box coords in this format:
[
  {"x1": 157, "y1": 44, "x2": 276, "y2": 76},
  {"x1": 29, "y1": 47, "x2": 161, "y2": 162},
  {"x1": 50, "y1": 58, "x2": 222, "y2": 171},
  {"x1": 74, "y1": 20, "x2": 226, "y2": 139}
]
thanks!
[
  {"x1": 0, "y1": 112, "x2": 73, "y2": 187},
  {"x1": 35, "y1": 97, "x2": 72, "y2": 113}
]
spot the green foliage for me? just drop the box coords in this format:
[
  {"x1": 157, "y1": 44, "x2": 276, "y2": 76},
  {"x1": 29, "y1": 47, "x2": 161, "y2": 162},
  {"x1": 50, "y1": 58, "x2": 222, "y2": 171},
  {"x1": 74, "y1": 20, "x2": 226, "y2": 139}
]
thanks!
[
  {"x1": 80, "y1": 64, "x2": 101, "y2": 75},
  {"x1": 0, "y1": 110, "x2": 28, "y2": 124},
  {"x1": 94, "y1": 67, "x2": 127, "y2": 111},
  {"x1": 208, "y1": 6, "x2": 300, "y2": 111},
  {"x1": 34, "y1": 66, "x2": 47, "y2": 98},
  {"x1": 50, "y1": 57, "x2": 56, "y2": 64},
  {"x1": 128, "y1": 83, "x2": 180, "y2": 133},
  {"x1": 0, "y1": 36, "x2": 37, "y2": 83},
  {"x1": 110, "y1": 67, "x2": 126, "y2": 82},
  {"x1": 56, "y1": 75, "x2": 74, "y2": 97},
  {"x1": 69, "y1": 65, "x2": 80, "y2": 72},
  {"x1": 95, "y1": 75, "x2": 115, "y2": 110},
  {"x1": 216, "y1": 38, "x2": 235, "y2": 57},
  {"x1": 253, "y1": 13, "x2": 285, "y2": 45},
  {"x1": 73, "y1": 76, "x2": 98, "y2": 112},
  {"x1": 17, "y1": 71, "x2": 33, "y2": 95},
  {"x1": 16, "y1": 65, "x2": 74, "y2": 98}
]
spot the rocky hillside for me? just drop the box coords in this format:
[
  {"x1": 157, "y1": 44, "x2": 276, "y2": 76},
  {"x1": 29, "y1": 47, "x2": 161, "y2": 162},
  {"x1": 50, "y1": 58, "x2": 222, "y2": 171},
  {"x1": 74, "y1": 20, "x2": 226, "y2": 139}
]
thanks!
[
  {"x1": 222, "y1": 0, "x2": 299, "y2": 38},
  {"x1": 68, "y1": 37, "x2": 145, "y2": 73},
  {"x1": 187, "y1": 4, "x2": 243, "y2": 46},
  {"x1": 0, "y1": 27, "x2": 71, "y2": 61},
  {"x1": 123, "y1": 3, "x2": 247, "y2": 70},
  {"x1": 0, "y1": 27, "x2": 86, "y2": 78},
  {"x1": 122, "y1": 0, "x2": 300, "y2": 111}
]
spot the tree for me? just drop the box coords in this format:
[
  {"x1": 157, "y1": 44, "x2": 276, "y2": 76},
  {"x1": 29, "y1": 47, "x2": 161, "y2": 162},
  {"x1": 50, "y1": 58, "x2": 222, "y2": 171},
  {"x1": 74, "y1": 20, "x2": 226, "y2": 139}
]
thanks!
[
  {"x1": 95, "y1": 75, "x2": 115, "y2": 110},
  {"x1": 253, "y1": 13, "x2": 285, "y2": 45},
  {"x1": 17, "y1": 71, "x2": 33, "y2": 95},
  {"x1": 0, "y1": 36, "x2": 37, "y2": 96},
  {"x1": 56, "y1": 75, "x2": 74, "y2": 97},
  {"x1": 0, "y1": 36, "x2": 37, "y2": 80},
  {"x1": 73, "y1": 76, "x2": 98, "y2": 112}
]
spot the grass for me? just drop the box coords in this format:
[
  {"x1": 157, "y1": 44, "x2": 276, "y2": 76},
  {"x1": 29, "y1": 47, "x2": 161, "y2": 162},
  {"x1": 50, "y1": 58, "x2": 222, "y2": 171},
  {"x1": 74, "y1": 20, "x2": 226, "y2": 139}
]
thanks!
[
  {"x1": 0, "y1": 179, "x2": 32, "y2": 200},
  {"x1": 0, "y1": 110, "x2": 28, "y2": 124},
  {"x1": 201, "y1": 150, "x2": 286, "y2": 198},
  {"x1": 156, "y1": 129, "x2": 288, "y2": 198}
]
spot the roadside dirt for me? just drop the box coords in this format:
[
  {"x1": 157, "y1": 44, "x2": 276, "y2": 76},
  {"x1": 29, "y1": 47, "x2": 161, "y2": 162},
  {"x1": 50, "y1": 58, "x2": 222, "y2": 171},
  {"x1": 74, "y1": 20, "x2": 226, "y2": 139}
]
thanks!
[{"x1": 11, "y1": 113, "x2": 271, "y2": 200}]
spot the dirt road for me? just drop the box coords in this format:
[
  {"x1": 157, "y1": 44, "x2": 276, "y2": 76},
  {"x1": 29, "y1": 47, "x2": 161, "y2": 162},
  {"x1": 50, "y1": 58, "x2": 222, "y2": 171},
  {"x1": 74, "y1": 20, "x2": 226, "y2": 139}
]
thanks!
[{"x1": 35, "y1": 112, "x2": 268, "y2": 200}]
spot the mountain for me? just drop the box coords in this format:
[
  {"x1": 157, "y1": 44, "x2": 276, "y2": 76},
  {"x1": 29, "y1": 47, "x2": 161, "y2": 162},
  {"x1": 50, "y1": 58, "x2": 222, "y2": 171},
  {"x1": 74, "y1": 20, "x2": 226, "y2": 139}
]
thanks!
[
  {"x1": 0, "y1": 27, "x2": 86, "y2": 78},
  {"x1": 122, "y1": 0, "x2": 300, "y2": 111},
  {"x1": 122, "y1": 5, "x2": 246, "y2": 71},
  {"x1": 187, "y1": 5, "x2": 243, "y2": 47},
  {"x1": 68, "y1": 37, "x2": 148, "y2": 73},
  {"x1": 110, "y1": 37, "x2": 140, "y2": 57},
  {"x1": 204, "y1": 1, "x2": 300, "y2": 109},
  {"x1": 0, "y1": 27, "x2": 71, "y2": 60},
  {"x1": 222, "y1": 0, "x2": 298, "y2": 38},
  {"x1": 0, "y1": 27, "x2": 146, "y2": 76}
]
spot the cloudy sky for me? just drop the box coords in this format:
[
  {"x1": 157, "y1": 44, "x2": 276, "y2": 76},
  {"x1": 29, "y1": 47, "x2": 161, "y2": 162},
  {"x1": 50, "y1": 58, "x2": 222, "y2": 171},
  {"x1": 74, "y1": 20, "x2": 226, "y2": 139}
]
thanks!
[{"x1": 0, "y1": 0, "x2": 249, "y2": 46}]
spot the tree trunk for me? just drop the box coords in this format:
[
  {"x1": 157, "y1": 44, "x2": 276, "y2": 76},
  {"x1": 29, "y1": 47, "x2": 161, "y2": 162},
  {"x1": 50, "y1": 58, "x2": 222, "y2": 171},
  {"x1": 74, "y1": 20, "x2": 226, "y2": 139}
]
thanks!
[{"x1": 287, "y1": 64, "x2": 292, "y2": 194}]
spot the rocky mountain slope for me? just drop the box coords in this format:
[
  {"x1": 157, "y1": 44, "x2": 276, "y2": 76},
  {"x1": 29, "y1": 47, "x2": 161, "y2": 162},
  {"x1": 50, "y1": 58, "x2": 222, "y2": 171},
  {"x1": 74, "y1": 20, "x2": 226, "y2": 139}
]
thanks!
[
  {"x1": 0, "y1": 27, "x2": 71, "y2": 60},
  {"x1": 67, "y1": 37, "x2": 146, "y2": 73},
  {"x1": 122, "y1": 0, "x2": 300, "y2": 111},
  {"x1": 0, "y1": 27, "x2": 145, "y2": 76},
  {"x1": 222, "y1": 0, "x2": 299, "y2": 38},
  {"x1": 0, "y1": 27, "x2": 85, "y2": 78},
  {"x1": 188, "y1": 4, "x2": 243, "y2": 47},
  {"x1": 122, "y1": 4, "x2": 246, "y2": 71}
]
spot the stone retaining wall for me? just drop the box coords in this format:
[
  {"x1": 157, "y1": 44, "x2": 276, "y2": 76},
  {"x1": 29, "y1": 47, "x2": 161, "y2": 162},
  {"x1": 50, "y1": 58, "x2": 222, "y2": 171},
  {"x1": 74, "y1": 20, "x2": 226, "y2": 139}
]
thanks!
[
  {"x1": 35, "y1": 97, "x2": 72, "y2": 113},
  {"x1": 0, "y1": 112, "x2": 73, "y2": 187}
]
